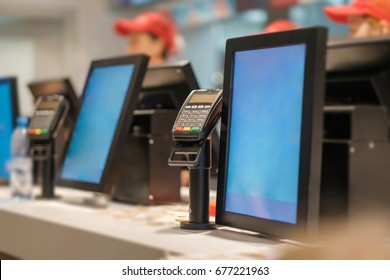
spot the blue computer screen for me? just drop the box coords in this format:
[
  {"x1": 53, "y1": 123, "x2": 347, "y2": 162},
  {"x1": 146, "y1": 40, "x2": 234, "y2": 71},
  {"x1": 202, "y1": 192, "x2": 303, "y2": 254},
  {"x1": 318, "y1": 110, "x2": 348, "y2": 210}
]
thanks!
[
  {"x1": 0, "y1": 80, "x2": 15, "y2": 179},
  {"x1": 224, "y1": 44, "x2": 306, "y2": 224},
  {"x1": 61, "y1": 64, "x2": 135, "y2": 184}
]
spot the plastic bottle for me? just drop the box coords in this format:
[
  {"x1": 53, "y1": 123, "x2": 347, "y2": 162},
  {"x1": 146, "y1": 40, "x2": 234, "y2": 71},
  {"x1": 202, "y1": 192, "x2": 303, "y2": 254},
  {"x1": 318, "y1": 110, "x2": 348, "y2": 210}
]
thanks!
[{"x1": 9, "y1": 116, "x2": 33, "y2": 200}]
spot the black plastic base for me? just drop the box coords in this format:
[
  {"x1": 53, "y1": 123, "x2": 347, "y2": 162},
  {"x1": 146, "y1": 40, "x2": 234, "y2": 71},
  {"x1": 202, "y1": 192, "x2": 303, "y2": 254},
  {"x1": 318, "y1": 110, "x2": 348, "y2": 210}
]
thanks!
[
  {"x1": 180, "y1": 221, "x2": 217, "y2": 230},
  {"x1": 36, "y1": 195, "x2": 60, "y2": 200}
]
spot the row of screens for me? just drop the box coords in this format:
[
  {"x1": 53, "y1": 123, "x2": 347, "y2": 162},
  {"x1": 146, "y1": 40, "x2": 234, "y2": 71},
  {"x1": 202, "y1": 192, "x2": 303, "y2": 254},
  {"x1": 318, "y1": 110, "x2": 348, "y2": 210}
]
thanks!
[
  {"x1": 59, "y1": 58, "x2": 209, "y2": 188},
  {"x1": 0, "y1": 61, "x2": 199, "y2": 182},
  {"x1": 0, "y1": 44, "x2": 313, "y2": 232},
  {"x1": 1, "y1": 34, "x2": 390, "y2": 239},
  {"x1": 0, "y1": 57, "x2": 149, "y2": 190},
  {"x1": 219, "y1": 33, "x2": 390, "y2": 238}
]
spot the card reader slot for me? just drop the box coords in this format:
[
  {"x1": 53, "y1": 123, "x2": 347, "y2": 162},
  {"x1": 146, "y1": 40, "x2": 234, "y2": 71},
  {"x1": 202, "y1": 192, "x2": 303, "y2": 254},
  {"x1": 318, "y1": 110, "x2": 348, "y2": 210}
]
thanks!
[{"x1": 168, "y1": 146, "x2": 202, "y2": 167}]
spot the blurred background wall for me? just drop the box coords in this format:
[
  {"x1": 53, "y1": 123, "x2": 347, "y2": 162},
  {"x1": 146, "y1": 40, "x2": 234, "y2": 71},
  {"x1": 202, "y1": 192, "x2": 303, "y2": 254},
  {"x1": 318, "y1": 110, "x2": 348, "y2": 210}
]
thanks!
[{"x1": 0, "y1": 0, "x2": 351, "y2": 115}]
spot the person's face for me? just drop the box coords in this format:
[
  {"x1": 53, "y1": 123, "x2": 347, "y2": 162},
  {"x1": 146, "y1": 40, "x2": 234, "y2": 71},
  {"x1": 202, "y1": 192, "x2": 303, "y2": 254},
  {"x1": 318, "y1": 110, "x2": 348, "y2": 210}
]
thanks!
[
  {"x1": 348, "y1": 15, "x2": 390, "y2": 38},
  {"x1": 348, "y1": 15, "x2": 371, "y2": 38},
  {"x1": 126, "y1": 32, "x2": 165, "y2": 65}
]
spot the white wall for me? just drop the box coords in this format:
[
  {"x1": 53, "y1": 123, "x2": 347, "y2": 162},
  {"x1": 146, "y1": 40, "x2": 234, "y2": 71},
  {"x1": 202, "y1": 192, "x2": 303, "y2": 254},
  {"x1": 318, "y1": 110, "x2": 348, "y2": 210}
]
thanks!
[
  {"x1": 0, "y1": 0, "x2": 129, "y2": 115},
  {"x1": 0, "y1": 38, "x2": 35, "y2": 116},
  {"x1": 0, "y1": 0, "x2": 263, "y2": 114}
]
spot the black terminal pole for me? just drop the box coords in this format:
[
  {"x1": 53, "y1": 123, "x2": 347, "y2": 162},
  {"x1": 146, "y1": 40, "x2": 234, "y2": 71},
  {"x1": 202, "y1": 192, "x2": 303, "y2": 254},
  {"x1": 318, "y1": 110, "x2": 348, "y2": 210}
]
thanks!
[
  {"x1": 41, "y1": 142, "x2": 55, "y2": 199},
  {"x1": 180, "y1": 139, "x2": 217, "y2": 230},
  {"x1": 32, "y1": 142, "x2": 57, "y2": 199}
]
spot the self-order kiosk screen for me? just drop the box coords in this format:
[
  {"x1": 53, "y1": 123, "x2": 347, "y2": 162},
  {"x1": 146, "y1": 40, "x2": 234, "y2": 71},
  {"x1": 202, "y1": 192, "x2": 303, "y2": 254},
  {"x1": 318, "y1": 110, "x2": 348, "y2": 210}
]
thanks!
[
  {"x1": 225, "y1": 44, "x2": 306, "y2": 224},
  {"x1": 61, "y1": 64, "x2": 135, "y2": 184}
]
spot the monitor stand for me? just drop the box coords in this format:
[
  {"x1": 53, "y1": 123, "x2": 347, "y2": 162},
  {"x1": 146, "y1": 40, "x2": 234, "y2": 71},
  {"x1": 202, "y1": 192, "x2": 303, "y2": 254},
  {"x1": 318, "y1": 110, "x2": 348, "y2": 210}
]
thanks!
[
  {"x1": 60, "y1": 192, "x2": 109, "y2": 208},
  {"x1": 82, "y1": 193, "x2": 109, "y2": 208}
]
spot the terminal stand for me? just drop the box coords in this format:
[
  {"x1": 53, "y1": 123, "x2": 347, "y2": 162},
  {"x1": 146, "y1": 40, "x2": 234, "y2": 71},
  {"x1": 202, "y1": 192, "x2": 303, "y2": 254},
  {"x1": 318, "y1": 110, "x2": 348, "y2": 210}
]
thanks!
[
  {"x1": 111, "y1": 110, "x2": 181, "y2": 204},
  {"x1": 30, "y1": 100, "x2": 70, "y2": 199},
  {"x1": 169, "y1": 138, "x2": 217, "y2": 230},
  {"x1": 59, "y1": 192, "x2": 109, "y2": 208},
  {"x1": 31, "y1": 143, "x2": 56, "y2": 198}
]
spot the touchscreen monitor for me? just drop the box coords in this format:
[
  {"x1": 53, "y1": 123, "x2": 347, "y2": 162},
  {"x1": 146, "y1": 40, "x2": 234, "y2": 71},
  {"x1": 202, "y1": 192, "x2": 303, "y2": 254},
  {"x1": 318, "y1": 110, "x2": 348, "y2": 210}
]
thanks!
[
  {"x1": 216, "y1": 27, "x2": 327, "y2": 239},
  {"x1": 0, "y1": 77, "x2": 19, "y2": 183},
  {"x1": 57, "y1": 55, "x2": 148, "y2": 192}
]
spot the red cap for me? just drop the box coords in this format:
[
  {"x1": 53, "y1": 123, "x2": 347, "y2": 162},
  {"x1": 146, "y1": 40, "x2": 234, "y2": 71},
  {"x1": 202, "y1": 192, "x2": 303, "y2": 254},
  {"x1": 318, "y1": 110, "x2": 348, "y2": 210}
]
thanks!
[
  {"x1": 262, "y1": 20, "x2": 300, "y2": 33},
  {"x1": 114, "y1": 12, "x2": 177, "y2": 52},
  {"x1": 324, "y1": 0, "x2": 390, "y2": 24}
]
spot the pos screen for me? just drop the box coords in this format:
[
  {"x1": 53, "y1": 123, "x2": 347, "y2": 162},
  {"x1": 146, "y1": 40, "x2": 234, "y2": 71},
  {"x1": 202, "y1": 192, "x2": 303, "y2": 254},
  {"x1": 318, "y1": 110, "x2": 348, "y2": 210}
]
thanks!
[
  {"x1": 226, "y1": 44, "x2": 307, "y2": 224},
  {"x1": 0, "y1": 78, "x2": 18, "y2": 182},
  {"x1": 216, "y1": 27, "x2": 327, "y2": 239},
  {"x1": 58, "y1": 55, "x2": 148, "y2": 192}
]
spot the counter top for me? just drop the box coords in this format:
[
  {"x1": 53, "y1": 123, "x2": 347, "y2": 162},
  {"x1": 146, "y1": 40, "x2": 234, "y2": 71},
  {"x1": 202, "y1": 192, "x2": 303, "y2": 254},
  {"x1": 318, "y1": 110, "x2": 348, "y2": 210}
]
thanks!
[{"x1": 0, "y1": 187, "x2": 286, "y2": 259}]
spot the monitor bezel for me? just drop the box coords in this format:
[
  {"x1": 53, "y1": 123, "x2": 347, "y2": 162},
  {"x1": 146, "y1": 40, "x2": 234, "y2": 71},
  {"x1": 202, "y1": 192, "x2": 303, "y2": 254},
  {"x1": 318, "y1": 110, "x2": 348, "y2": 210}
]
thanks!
[
  {"x1": 327, "y1": 36, "x2": 390, "y2": 74},
  {"x1": 56, "y1": 55, "x2": 149, "y2": 193},
  {"x1": 326, "y1": 36, "x2": 390, "y2": 113},
  {"x1": 216, "y1": 27, "x2": 327, "y2": 239},
  {"x1": 138, "y1": 60, "x2": 200, "y2": 110},
  {"x1": 0, "y1": 77, "x2": 19, "y2": 183}
]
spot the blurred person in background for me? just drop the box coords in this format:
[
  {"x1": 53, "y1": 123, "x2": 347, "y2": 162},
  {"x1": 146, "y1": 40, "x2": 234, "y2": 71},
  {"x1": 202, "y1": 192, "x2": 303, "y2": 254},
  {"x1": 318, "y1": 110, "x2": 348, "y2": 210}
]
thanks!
[
  {"x1": 324, "y1": 0, "x2": 390, "y2": 38},
  {"x1": 114, "y1": 11, "x2": 181, "y2": 65},
  {"x1": 262, "y1": 19, "x2": 300, "y2": 33},
  {"x1": 114, "y1": 11, "x2": 189, "y2": 187}
]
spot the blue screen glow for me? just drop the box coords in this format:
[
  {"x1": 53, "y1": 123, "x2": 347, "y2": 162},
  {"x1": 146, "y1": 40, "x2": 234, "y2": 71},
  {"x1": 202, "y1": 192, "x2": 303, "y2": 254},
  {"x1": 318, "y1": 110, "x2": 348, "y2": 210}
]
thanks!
[
  {"x1": 0, "y1": 81, "x2": 15, "y2": 179},
  {"x1": 61, "y1": 64, "x2": 135, "y2": 184},
  {"x1": 225, "y1": 44, "x2": 306, "y2": 224}
]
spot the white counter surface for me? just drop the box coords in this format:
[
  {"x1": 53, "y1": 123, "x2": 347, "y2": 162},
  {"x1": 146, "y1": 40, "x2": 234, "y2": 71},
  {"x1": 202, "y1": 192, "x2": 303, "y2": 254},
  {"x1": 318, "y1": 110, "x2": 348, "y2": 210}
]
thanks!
[{"x1": 0, "y1": 187, "x2": 285, "y2": 259}]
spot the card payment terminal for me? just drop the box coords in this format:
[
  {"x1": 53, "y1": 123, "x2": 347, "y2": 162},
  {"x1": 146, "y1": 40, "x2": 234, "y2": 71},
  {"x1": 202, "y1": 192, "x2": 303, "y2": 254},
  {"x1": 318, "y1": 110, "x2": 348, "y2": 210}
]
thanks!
[
  {"x1": 28, "y1": 95, "x2": 68, "y2": 141},
  {"x1": 169, "y1": 89, "x2": 222, "y2": 230},
  {"x1": 172, "y1": 89, "x2": 223, "y2": 142}
]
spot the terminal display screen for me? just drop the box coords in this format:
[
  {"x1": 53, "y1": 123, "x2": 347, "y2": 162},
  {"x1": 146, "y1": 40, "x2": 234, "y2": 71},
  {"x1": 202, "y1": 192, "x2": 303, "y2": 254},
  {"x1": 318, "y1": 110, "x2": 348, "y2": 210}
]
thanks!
[
  {"x1": 0, "y1": 81, "x2": 15, "y2": 179},
  {"x1": 37, "y1": 100, "x2": 60, "y2": 110},
  {"x1": 61, "y1": 64, "x2": 135, "y2": 184},
  {"x1": 189, "y1": 93, "x2": 217, "y2": 104},
  {"x1": 28, "y1": 78, "x2": 79, "y2": 120},
  {"x1": 224, "y1": 44, "x2": 306, "y2": 224}
]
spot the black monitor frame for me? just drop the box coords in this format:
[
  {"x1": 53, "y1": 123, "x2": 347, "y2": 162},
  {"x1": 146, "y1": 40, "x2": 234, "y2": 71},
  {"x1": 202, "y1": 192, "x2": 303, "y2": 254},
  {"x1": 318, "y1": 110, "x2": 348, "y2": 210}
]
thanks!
[
  {"x1": 327, "y1": 36, "x2": 390, "y2": 74},
  {"x1": 28, "y1": 78, "x2": 79, "y2": 119},
  {"x1": 0, "y1": 77, "x2": 19, "y2": 184},
  {"x1": 138, "y1": 60, "x2": 200, "y2": 110},
  {"x1": 326, "y1": 36, "x2": 390, "y2": 112},
  {"x1": 216, "y1": 27, "x2": 327, "y2": 239},
  {"x1": 56, "y1": 55, "x2": 149, "y2": 193}
]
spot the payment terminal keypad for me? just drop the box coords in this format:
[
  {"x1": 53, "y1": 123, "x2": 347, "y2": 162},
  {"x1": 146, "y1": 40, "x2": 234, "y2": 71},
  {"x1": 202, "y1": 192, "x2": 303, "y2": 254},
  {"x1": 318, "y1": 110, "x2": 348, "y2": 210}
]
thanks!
[
  {"x1": 172, "y1": 89, "x2": 222, "y2": 141},
  {"x1": 29, "y1": 110, "x2": 56, "y2": 136},
  {"x1": 28, "y1": 96, "x2": 66, "y2": 139},
  {"x1": 174, "y1": 104, "x2": 212, "y2": 135}
]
